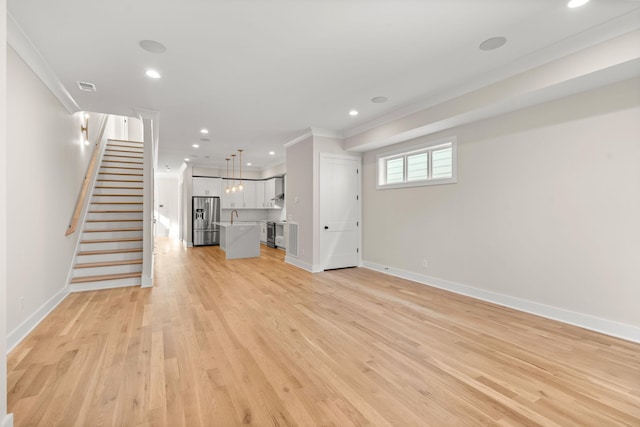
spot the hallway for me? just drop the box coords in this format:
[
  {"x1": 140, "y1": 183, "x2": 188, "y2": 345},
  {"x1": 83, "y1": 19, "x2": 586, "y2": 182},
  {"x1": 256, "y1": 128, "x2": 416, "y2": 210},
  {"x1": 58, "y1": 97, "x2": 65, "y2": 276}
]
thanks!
[{"x1": 6, "y1": 238, "x2": 640, "y2": 426}]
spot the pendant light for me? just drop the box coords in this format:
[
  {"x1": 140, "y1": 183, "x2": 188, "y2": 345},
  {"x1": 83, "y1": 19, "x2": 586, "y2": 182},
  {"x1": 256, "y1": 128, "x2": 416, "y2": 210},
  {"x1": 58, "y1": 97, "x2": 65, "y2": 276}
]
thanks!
[
  {"x1": 238, "y1": 149, "x2": 244, "y2": 191},
  {"x1": 231, "y1": 154, "x2": 237, "y2": 192},
  {"x1": 225, "y1": 158, "x2": 231, "y2": 194}
]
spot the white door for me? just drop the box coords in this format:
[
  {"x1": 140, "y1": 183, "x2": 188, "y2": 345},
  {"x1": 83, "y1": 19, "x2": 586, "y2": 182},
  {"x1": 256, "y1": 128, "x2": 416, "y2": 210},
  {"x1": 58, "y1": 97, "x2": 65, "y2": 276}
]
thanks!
[{"x1": 320, "y1": 153, "x2": 360, "y2": 270}]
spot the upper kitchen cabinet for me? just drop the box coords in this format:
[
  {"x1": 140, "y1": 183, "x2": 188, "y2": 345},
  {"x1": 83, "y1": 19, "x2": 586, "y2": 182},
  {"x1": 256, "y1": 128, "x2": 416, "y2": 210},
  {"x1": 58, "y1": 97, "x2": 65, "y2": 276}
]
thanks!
[
  {"x1": 193, "y1": 177, "x2": 222, "y2": 197},
  {"x1": 265, "y1": 177, "x2": 284, "y2": 209},
  {"x1": 220, "y1": 177, "x2": 284, "y2": 209},
  {"x1": 255, "y1": 180, "x2": 266, "y2": 208},
  {"x1": 264, "y1": 178, "x2": 276, "y2": 208},
  {"x1": 221, "y1": 179, "x2": 257, "y2": 209}
]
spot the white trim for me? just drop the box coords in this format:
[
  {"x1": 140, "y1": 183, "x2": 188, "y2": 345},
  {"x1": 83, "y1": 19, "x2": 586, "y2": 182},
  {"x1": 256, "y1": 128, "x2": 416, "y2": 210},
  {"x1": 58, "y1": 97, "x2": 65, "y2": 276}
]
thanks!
[
  {"x1": 376, "y1": 136, "x2": 457, "y2": 190},
  {"x1": 284, "y1": 127, "x2": 344, "y2": 149},
  {"x1": 285, "y1": 256, "x2": 323, "y2": 273},
  {"x1": 309, "y1": 127, "x2": 343, "y2": 139},
  {"x1": 183, "y1": 239, "x2": 194, "y2": 248},
  {"x1": 1, "y1": 414, "x2": 13, "y2": 427},
  {"x1": 284, "y1": 130, "x2": 313, "y2": 148},
  {"x1": 7, "y1": 13, "x2": 79, "y2": 113},
  {"x1": 7, "y1": 286, "x2": 70, "y2": 352},
  {"x1": 141, "y1": 274, "x2": 153, "y2": 288},
  {"x1": 362, "y1": 261, "x2": 640, "y2": 344},
  {"x1": 69, "y1": 281, "x2": 139, "y2": 293}
]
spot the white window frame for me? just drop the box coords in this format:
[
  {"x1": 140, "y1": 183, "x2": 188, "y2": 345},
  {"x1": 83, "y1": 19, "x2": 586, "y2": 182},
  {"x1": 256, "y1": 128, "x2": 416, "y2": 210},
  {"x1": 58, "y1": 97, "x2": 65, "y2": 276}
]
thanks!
[{"x1": 376, "y1": 136, "x2": 457, "y2": 190}]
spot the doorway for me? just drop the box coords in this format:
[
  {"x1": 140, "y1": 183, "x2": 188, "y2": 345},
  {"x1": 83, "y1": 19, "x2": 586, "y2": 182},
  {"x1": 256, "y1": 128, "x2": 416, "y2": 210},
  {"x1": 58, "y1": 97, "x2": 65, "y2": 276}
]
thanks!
[{"x1": 319, "y1": 153, "x2": 361, "y2": 270}]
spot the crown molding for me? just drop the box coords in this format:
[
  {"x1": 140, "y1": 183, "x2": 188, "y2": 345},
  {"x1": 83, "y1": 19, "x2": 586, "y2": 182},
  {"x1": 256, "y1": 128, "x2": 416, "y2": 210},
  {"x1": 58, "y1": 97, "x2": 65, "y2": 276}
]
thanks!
[
  {"x1": 283, "y1": 127, "x2": 343, "y2": 149},
  {"x1": 309, "y1": 127, "x2": 343, "y2": 139},
  {"x1": 283, "y1": 129, "x2": 313, "y2": 148},
  {"x1": 7, "y1": 13, "x2": 79, "y2": 114}
]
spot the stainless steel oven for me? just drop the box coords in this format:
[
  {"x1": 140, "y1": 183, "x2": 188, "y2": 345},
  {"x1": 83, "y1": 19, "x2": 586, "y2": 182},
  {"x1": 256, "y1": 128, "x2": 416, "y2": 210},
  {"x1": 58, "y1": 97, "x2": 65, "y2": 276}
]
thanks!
[{"x1": 266, "y1": 221, "x2": 276, "y2": 248}]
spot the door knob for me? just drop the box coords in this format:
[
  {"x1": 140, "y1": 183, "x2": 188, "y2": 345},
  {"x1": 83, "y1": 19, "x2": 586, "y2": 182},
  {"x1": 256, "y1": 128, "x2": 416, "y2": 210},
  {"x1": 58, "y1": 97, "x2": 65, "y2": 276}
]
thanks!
[{"x1": 324, "y1": 226, "x2": 329, "y2": 230}]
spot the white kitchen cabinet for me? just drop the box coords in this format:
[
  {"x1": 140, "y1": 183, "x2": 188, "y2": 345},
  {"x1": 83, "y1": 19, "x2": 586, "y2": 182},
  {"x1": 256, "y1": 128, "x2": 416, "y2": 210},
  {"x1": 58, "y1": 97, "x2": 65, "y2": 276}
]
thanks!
[
  {"x1": 259, "y1": 221, "x2": 267, "y2": 243},
  {"x1": 241, "y1": 181, "x2": 257, "y2": 208},
  {"x1": 192, "y1": 177, "x2": 222, "y2": 197},
  {"x1": 221, "y1": 188, "x2": 240, "y2": 209},
  {"x1": 255, "y1": 180, "x2": 266, "y2": 208},
  {"x1": 221, "y1": 180, "x2": 258, "y2": 209},
  {"x1": 264, "y1": 178, "x2": 276, "y2": 208}
]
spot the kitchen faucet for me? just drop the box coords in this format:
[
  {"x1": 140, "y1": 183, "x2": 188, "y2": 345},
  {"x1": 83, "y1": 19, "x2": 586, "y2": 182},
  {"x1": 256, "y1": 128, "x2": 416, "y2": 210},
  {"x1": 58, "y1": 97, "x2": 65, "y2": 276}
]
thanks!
[{"x1": 230, "y1": 209, "x2": 238, "y2": 225}]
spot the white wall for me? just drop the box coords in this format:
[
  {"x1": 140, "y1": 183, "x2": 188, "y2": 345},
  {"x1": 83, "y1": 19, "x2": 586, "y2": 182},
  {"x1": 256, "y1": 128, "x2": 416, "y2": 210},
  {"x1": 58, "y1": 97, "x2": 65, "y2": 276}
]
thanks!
[
  {"x1": 285, "y1": 137, "x2": 314, "y2": 267},
  {"x1": 362, "y1": 78, "x2": 640, "y2": 338},
  {"x1": 1, "y1": 0, "x2": 12, "y2": 424},
  {"x1": 6, "y1": 47, "x2": 93, "y2": 343},
  {"x1": 156, "y1": 176, "x2": 179, "y2": 238}
]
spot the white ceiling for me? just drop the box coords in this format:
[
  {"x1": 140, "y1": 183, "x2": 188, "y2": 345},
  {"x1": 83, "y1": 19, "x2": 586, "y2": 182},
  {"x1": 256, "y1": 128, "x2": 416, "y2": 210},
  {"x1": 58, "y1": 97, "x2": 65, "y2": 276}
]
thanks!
[{"x1": 8, "y1": 0, "x2": 640, "y2": 174}]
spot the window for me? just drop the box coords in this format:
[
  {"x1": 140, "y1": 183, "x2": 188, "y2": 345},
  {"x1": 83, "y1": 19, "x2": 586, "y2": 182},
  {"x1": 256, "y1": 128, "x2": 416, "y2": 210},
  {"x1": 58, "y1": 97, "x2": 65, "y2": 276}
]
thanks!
[{"x1": 377, "y1": 137, "x2": 457, "y2": 189}]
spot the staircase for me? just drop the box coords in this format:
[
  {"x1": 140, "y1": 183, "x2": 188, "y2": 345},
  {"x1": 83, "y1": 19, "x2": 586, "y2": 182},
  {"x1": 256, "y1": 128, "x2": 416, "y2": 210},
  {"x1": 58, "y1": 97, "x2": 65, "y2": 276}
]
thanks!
[{"x1": 69, "y1": 139, "x2": 145, "y2": 291}]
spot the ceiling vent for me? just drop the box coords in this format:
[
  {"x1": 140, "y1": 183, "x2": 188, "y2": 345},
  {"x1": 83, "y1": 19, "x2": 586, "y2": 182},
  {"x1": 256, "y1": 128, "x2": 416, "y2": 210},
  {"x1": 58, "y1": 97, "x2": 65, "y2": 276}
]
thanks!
[{"x1": 77, "y1": 81, "x2": 96, "y2": 92}]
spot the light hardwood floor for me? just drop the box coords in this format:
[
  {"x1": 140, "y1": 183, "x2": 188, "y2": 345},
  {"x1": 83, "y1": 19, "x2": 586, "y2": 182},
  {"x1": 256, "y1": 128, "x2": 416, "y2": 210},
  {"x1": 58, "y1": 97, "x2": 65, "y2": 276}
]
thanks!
[{"x1": 7, "y1": 237, "x2": 640, "y2": 426}]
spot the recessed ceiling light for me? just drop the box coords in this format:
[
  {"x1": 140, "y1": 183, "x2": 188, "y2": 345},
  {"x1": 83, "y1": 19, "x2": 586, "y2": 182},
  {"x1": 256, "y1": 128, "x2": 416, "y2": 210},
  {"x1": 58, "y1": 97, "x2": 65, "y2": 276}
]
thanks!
[
  {"x1": 349, "y1": 110, "x2": 359, "y2": 116},
  {"x1": 567, "y1": 0, "x2": 589, "y2": 8},
  {"x1": 139, "y1": 40, "x2": 167, "y2": 54},
  {"x1": 192, "y1": 144, "x2": 199, "y2": 148},
  {"x1": 246, "y1": 162, "x2": 252, "y2": 166},
  {"x1": 371, "y1": 96, "x2": 388, "y2": 104},
  {"x1": 184, "y1": 158, "x2": 190, "y2": 162},
  {"x1": 269, "y1": 151, "x2": 275, "y2": 156},
  {"x1": 145, "y1": 69, "x2": 161, "y2": 79},
  {"x1": 479, "y1": 36, "x2": 507, "y2": 51},
  {"x1": 200, "y1": 129, "x2": 209, "y2": 134}
]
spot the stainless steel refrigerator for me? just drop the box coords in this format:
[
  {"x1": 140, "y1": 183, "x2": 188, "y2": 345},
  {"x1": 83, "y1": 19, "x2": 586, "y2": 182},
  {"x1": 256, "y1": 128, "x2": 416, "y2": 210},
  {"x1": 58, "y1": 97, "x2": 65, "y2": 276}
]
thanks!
[{"x1": 192, "y1": 196, "x2": 220, "y2": 246}]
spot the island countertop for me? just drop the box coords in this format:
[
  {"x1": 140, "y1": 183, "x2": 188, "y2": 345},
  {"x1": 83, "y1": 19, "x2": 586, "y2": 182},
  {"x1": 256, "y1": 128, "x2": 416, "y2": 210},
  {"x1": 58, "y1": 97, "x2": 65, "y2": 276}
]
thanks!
[{"x1": 215, "y1": 222, "x2": 260, "y2": 259}]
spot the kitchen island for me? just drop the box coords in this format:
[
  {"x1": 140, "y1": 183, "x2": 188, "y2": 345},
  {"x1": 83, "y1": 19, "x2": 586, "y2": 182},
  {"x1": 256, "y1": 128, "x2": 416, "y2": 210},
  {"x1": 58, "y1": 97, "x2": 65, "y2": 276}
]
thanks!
[{"x1": 215, "y1": 222, "x2": 260, "y2": 260}]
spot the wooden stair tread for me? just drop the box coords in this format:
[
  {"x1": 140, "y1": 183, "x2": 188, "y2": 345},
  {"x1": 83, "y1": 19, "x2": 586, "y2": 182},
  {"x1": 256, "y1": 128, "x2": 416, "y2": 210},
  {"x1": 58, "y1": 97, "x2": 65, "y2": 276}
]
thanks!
[
  {"x1": 81, "y1": 237, "x2": 143, "y2": 243},
  {"x1": 100, "y1": 166, "x2": 144, "y2": 171},
  {"x1": 107, "y1": 143, "x2": 143, "y2": 149},
  {"x1": 104, "y1": 149, "x2": 144, "y2": 154},
  {"x1": 92, "y1": 194, "x2": 143, "y2": 197},
  {"x1": 98, "y1": 172, "x2": 143, "y2": 176},
  {"x1": 77, "y1": 248, "x2": 143, "y2": 256},
  {"x1": 91, "y1": 201, "x2": 143, "y2": 205},
  {"x1": 88, "y1": 210, "x2": 143, "y2": 213},
  {"x1": 84, "y1": 227, "x2": 143, "y2": 233},
  {"x1": 101, "y1": 160, "x2": 144, "y2": 165},
  {"x1": 75, "y1": 259, "x2": 142, "y2": 269},
  {"x1": 85, "y1": 219, "x2": 142, "y2": 222},
  {"x1": 108, "y1": 138, "x2": 143, "y2": 144},
  {"x1": 103, "y1": 154, "x2": 143, "y2": 159},
  {"x1": 96, "y1": 179, "x2": 143, "y2": 183},
  {"x1": 95, "y1": 186, "x2": 143, "y2": 190},
  {"x1": 70, "y1": 272, "x2": 141, "y2": 284}
]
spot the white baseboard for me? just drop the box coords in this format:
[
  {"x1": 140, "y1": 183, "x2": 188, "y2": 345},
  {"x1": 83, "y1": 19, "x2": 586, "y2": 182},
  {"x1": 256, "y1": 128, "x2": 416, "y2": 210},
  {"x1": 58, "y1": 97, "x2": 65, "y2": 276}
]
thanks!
[
  {"x1": 7, "y1": 286, "x2": 70, "y2": 352},
  {"x1": 1, "y1": 414, "x2": 14, "y2": 427},
  {"x1": 284, "y1": 256, "x2": 323, "y2": 273},
  {"x1": 141, "y1": 274, "x2": 153, "y2": 288},
  {"x1": 182, "y1": 239, "x2": 193, "y2": 248},
  {"x1": 363, "y1": 261, "x2": 640, "y2": 344}
]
